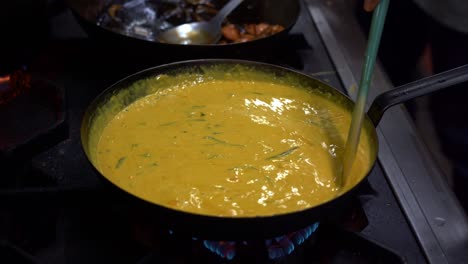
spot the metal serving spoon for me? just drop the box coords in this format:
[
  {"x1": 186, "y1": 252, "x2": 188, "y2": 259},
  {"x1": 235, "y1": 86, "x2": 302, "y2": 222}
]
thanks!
[{"x1": 157, "y1": 0, "x2": 243, "y2": 45}]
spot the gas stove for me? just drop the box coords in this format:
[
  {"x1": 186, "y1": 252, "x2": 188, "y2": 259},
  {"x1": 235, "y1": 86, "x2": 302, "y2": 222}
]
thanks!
[{"x1": 0, "y1": 1, "x2": 438, "y2": 263}]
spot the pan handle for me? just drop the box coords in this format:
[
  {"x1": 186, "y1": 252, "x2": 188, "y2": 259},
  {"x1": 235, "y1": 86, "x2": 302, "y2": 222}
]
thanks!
[{"x1": 367, "y1": 64, "x2": 468, "y2": 126}]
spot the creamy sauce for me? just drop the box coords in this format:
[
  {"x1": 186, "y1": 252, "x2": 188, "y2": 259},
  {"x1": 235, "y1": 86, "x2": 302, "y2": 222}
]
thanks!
[{"x1": 96, "y1": 79, "x2": 374, "y2": 217}]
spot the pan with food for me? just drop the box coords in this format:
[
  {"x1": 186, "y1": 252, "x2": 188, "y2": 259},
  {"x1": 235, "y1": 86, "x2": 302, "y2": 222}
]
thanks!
[
  {"x1": 67, "y1": 0, "x2": 300, "y2": 60},
  {"x1": 81, "y1": 59, "x2": 468, "y2": 240}
]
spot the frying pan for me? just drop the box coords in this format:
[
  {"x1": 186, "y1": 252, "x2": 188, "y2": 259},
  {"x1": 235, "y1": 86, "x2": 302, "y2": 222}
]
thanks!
[
  {"x1": 80, "y1": 59, "x2": 468, "y2": 240},
  {"x1": 67, "y1": 0, "x2": 300, "y2": 61}
]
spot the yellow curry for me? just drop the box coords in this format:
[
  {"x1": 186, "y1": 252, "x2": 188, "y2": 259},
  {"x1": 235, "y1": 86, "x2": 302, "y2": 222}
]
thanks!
[{"x1": 94, "y1": 72, "x2": 374, "y2": 217}]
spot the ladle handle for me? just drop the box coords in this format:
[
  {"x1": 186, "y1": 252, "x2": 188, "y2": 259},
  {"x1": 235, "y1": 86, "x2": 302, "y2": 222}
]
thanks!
[
  {"x1": 367, "y1": 64, "x2": 468, "y2": 126},
  {"x1": 212, "y1": 0, "x2": 244, "y2": 26}
]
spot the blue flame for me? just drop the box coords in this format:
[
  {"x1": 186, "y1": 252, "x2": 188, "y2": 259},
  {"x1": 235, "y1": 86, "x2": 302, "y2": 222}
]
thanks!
[
  {"x1": 203, "y1": 240, "x2": 236, "y2": 260},
  {"x1": 265, "y1": 222, "x2": 319, "y2": 259},
  {"x1": 200, "y1": 222, "x2": 319, "y2": 260}
]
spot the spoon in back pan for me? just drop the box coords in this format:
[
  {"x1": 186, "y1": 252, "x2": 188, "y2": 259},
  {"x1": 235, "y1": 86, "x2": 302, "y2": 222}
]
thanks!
[{"x1": 157, "y1": 0, "x2": 244, "y2": 45}]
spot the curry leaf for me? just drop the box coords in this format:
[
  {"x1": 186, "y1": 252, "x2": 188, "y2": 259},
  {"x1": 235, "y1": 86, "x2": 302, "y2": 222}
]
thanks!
[
  {"x1": 115, "y1": 156, "x2": 127, "y2": 169},
  {"x1": 266, "y1": 147, "x2": 299, "y2": 160}
]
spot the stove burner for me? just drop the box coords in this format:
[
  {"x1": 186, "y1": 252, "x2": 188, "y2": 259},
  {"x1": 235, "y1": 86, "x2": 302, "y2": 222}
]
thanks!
[
  {"x1": 0, "y1": 66, "x2": 31, "y2": 105},
  {"x1": 201, "y1": 222, "x2": 320, "y2": 260},
  {"x1": 0, "y1": 69, "x2": 67, "y2": 173}
]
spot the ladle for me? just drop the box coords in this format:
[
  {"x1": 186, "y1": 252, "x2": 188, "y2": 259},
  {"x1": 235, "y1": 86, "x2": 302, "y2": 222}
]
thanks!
[
  {"x1": 157, "y1": 0, "x2": 243, "y2": 45},
  {"x1": 341, "y1": 0, "x2": 390, "y2": 187}
]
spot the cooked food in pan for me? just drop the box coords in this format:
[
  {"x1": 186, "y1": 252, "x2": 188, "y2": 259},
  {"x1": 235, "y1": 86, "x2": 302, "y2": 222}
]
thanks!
[
  {"x1": 98, "y1": 0, "x2": 284, "y2": 43},
  {"x1": 93, "y1": 68, "x2": 373, "y2": 217}
]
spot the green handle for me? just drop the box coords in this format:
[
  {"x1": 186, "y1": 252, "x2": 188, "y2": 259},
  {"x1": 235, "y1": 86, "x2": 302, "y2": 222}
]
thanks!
[{"x1": 340, "y1": 0, "x2": 390, "y2": 187}]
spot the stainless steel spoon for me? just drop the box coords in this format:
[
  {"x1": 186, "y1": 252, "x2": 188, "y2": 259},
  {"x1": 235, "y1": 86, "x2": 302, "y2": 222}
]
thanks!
[{"x1": 157, "y1": 0, "x2": 243, "y2": 45}]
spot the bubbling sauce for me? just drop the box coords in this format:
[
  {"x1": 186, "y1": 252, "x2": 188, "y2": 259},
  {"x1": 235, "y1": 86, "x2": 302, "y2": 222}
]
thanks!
[{"x1": 96, "y1": 79, "x2": 374, "y2": 217}]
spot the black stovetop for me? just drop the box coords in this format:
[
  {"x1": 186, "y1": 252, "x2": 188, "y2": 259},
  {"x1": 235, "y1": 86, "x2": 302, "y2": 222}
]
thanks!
[{"x1": 0, "y1": 3, "x2": 426, "y2": 264}]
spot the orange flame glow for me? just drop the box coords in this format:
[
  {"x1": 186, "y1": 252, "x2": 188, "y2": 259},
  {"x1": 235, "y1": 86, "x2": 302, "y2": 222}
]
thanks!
[{"x1": 0, "y1": 75, "x2": 10, "y2": 84}]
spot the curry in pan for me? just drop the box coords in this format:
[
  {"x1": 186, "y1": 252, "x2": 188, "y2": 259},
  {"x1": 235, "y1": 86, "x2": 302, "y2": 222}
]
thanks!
[{"x1": 90, "y1": 66, "x2": 375, "y2": 217}]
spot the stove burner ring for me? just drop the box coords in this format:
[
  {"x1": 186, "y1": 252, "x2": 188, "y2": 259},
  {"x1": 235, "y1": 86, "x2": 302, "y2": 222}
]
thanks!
[{"x1": 200, "y1": 222, "x2": 320, "y2": 260}]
